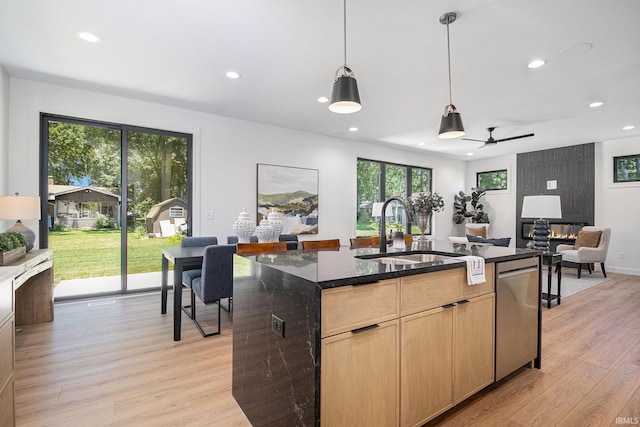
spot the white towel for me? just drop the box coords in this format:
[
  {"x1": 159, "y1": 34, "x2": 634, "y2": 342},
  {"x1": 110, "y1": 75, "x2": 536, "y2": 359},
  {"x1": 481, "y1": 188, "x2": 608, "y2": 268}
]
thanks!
[{"x1": 458, "y1": 256, "x2": 486, "y2": 285}]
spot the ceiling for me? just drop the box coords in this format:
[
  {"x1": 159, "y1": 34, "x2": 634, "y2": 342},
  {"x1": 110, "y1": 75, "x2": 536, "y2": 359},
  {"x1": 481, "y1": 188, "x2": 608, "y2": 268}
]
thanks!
[{"x1": 1, "y1": 0, "x2": 639, "y2": 160}]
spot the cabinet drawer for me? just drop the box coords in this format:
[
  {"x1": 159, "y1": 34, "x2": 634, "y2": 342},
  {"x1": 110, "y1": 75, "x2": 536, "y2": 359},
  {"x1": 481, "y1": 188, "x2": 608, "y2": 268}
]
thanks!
[
  {"x1": 401, "y1": 268, "x2": 465, "y2": 316},
  {"x1": 0, "y1": 318, "x2": 14, "y2": 393},
  {"x1": 321, "y1": 279, "x2": 399, "y2": 338},
  {"x1": 0, "y1": 278, "x2": 12, "y2": 324},
  {"x1": 401, "y1": 265, "x2": 495, "y2": 316}
]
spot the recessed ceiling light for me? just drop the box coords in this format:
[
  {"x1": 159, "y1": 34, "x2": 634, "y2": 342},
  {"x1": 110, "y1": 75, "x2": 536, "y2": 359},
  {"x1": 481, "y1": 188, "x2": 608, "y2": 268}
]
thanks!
[
  {"x1": 527, "y1": 59, "x2": 546, "y2": 69},
  {"x1": 77, "y1": 32, "x2": 101, "y2": 43},
  {"x1": 349, "y1": 127, "x2": 358, "y2": 132},
  {"x1": 589, "y1": 101, "x2": 604, "y2": 108},
  {"x1": 418, "y1": 142, "x2": 426, "y2": 146},
  {"x1": 225, "y1": 71, "x2": 240, "y2": 79},
  {"x1": 466, "y1": 152, "x2": 474, "y2": 156},
  {"x1": 623, "y1": 125, "x2": 635, "y2": 130},
  {"x1": 318, "y1": 96, "x2": 329, "y2": 103}
]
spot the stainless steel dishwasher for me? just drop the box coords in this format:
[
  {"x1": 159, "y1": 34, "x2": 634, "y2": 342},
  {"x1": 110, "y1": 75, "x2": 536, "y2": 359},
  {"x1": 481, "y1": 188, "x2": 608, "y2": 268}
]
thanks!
[{"x1": 495, "y1": 256, "x2": 540, "y2": 381}]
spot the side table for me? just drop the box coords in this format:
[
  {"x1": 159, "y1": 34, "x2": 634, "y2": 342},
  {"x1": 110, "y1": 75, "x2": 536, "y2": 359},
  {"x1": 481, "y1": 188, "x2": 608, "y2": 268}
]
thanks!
[{"x1": 542, "y1": 252, "x2": 562, "y2": 308}]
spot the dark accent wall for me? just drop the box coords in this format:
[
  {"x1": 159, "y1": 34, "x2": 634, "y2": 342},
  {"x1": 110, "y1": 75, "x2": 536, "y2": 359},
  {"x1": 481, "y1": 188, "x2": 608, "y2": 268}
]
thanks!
[{"x1": 516, "y1": 143, "x2": 595, "y2": 250}]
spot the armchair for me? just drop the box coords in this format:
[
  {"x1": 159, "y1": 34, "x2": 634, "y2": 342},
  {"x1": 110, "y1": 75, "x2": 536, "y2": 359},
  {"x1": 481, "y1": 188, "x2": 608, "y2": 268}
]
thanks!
[
  {"x1": 182, "y1": 244, "x2": 236, "y2": 337},
  {"x1": 556, "y1": 226, "x2": 611, "y2": 278},
  {"x1": 448, "y1": 223, "x2": 490, "y2": 244}
]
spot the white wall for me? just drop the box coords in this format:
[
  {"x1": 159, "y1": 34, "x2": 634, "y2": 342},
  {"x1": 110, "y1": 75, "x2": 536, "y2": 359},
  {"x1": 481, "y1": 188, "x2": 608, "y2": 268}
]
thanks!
[
  {"x1": 7, "y1": 77, "x2": 465, "y2": 247},
  {"x1": 597, "y1": 137, "x2": 640, "y2": 275},
  {"x1": 464, "y1": 154, "x2": 518, "y2": 244},
  {"x1": 0, "y1": 66, "x2": 9, "y2": 194}
]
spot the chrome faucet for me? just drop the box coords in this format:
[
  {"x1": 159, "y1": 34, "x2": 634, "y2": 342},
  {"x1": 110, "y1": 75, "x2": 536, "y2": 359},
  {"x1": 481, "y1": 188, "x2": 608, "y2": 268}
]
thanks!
[{"x1": 379, "y1": 196, "x2": 410, "y2": 253}]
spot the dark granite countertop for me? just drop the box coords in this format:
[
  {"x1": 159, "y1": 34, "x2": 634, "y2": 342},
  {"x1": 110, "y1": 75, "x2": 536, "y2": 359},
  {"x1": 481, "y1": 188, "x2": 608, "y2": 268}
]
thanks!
[{"x1": 240, "y1": 240, "x2": 541, "y2": 289}]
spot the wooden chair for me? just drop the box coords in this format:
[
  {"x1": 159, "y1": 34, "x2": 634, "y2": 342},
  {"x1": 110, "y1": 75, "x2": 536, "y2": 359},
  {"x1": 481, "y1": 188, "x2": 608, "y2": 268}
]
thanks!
[
  {"x1": 404, "y1": 234, "x2": 414, "y2": 244},
  {"x1": 349, "y1": 236, "x2": 380, "y2": 248},
  {"x1": 302, "y1": 239, "x2": 341, "y2": 250},
  {"x1": 236, "y1": 241, "x2": 288, "y2": 255}
]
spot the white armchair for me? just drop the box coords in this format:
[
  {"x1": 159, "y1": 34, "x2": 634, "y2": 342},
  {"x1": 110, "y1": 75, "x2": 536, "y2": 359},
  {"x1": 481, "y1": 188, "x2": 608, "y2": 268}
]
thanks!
[{"x1": 556, "y1": 226, "x2": 611, "y2": 278}]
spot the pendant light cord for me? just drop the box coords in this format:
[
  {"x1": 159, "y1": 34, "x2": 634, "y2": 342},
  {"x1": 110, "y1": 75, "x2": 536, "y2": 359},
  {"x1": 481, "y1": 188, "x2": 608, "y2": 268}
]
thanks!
[
  {"x1": 343, "y1": 0, "x2": 347, "y2": 67},
  {"x1": 446, "y1": 18, "x2": 453, "y2": 106}
]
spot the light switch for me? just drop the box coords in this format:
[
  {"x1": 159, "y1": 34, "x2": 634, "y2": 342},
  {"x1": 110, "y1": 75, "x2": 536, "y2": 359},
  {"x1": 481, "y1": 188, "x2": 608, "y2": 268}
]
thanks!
[
  {"x1": 546, "y1": 180, "x2": 557, "y2": 190},
  {"x1": 205, "y1": 211, "x2": 215, "y2": 220}
]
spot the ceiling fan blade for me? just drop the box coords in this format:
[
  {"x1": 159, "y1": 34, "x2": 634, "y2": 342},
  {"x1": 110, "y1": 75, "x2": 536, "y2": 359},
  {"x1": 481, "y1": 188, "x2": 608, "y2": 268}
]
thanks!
[
  {"x1": 462, "y1": 138, "x2": 487, "y2": 143},
  {"x1": 495, "y1": 133, "x2": 535, "y2": 143}
]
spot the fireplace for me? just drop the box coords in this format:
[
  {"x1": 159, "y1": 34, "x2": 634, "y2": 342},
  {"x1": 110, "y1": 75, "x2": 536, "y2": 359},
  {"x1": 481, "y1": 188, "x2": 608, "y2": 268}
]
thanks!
[{"x1": 521, "y1": 222, "x2": 587, "y2": 249}]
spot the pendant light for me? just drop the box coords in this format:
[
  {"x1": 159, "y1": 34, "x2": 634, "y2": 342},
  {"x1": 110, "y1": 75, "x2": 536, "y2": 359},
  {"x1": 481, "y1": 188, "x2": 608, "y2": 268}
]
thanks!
[
  {"x1": 438, "y1": 12, "x2": 465, "y2": 139},
  {"x1": 329, "y1": 0, "x2": 361, "y2": 114}
]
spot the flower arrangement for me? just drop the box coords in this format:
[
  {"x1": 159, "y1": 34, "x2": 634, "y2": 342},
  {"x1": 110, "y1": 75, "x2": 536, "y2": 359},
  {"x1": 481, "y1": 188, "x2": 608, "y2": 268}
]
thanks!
[{"x1": 406, "y1": 191, "x2": 445, "y2": 217}]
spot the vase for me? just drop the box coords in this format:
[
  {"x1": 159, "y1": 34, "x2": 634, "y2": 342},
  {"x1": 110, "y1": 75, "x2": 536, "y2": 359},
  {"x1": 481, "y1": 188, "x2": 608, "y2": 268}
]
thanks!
[
  {"x1": 255, "y1": 217, "x2": 275, "y2": 243},
  {"x1": 416, "y1": 212, "x2": 431, "y2": 240},
  {"x1": 267, "y1": 208, "x2": 284, "y2": 241},
  {"x1": 232, "y1": 208, "x2": 255, "y2": 243}
]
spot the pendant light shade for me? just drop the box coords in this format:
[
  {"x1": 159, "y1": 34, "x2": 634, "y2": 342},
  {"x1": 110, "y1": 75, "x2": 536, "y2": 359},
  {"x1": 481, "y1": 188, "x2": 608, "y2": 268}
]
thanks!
[
  {"x1": 329, "y1": 66, "x2": 361, "y2": 114},
  {"x1": 438, "y1": 12, "x2": 465, "y2": 139},
  {"x1": 329, "y1": 0, "x2": 361, "y2": 114},
  {"x1": 439, "y1": 104, "x2": 465, "y2": 139}
]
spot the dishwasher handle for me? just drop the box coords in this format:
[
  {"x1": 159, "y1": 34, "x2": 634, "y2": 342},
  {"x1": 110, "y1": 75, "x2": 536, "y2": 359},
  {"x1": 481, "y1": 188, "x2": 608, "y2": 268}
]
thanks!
[{"x1": 497, "y1": 266, "x2": 538, "y2": 279}]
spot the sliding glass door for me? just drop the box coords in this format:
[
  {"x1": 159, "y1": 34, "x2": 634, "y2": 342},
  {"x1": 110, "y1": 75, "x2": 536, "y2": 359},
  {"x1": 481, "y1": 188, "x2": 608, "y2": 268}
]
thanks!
[{"x1": 40, "y1": 114, "x2": 192, "y2": 300}]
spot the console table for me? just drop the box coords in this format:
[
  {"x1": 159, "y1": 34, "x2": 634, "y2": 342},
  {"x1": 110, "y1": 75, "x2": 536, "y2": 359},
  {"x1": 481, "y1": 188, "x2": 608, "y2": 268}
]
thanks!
[
  {"x1": 0, "y1": 249, "x2": 54, "y2": 427},
  {"x1": 541, "y1": 252, "x2": 562, "y2": 308}
]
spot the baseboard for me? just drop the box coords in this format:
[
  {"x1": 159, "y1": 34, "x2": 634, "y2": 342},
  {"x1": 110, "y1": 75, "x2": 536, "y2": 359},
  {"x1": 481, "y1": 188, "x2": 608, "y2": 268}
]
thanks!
[{"x1": 607, "y1": 266, "x2": 640, "y2": 276}]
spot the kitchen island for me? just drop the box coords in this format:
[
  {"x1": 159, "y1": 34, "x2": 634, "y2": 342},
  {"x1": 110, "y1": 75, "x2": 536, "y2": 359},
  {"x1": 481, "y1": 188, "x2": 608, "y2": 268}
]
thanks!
[{"x1": 232, "y1": 240, "x2": 541, "y2": 426}]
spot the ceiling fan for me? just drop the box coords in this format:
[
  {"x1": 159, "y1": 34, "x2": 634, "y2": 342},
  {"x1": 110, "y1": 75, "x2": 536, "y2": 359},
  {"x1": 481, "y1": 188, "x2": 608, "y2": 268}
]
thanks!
[{"x1": 462, "y1": 127, "x2": 534, "y2": 148}]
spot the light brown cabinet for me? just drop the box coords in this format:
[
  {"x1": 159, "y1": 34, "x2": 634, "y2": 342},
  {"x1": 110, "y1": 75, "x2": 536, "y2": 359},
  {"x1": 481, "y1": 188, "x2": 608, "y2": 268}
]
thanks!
[
  {"x1": 0, "y1": 276, "x2": 15, "y2": 427},
  {"x1": 400, "y1": 293, "x2": 495, "y2": 427},
  {"x1": 320, "y1": 266, "x2": 496, "y2": 427},
  {"x1": 321, "y1": 319, "x2": 400, "y2": 426}
]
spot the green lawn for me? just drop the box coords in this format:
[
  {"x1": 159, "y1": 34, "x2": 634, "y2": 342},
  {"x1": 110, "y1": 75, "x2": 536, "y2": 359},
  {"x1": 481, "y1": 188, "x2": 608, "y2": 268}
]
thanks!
[
  {"x1": 49, "y1": 229, "x2": 180, "y2": 283},
  {"x1": 49, "y1": 229, "x2": 250, "y2": 286}
]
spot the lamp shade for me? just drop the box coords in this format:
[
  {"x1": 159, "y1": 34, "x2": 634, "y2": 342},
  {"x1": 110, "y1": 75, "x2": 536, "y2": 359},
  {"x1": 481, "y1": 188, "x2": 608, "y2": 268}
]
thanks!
[
  {"x1": 329, "y1": 74, "x2": 362, "y2": 114},
  {"x1": 438, "y1": 106, "x2": 465, "y2": 139},
  {"x1": 521, "y1": 195, "x2": 562, "y2": 219},
  {"x1": 0, "y1": 195, "x2": 41, "y2": 220}
]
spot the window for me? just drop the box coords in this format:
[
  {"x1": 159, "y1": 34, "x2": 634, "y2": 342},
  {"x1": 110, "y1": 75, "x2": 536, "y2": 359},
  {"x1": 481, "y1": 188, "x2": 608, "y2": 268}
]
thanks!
[
  {"x1": 614, "y1": 154, "x2": 640, "y2": 183},
  {"x1": 356, "y1": 158, "x2": 432, "y2": 237},
  {"x1": 169, "y1": 206, "x2": 185, "y2": 217},
  {"x1": 477, "y1": 169, "x2": 507, "y2": 190}
]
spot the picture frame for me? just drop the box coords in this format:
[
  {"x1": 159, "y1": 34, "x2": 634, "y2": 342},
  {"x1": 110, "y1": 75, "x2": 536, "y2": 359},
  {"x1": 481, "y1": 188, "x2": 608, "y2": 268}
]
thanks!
[{"x1": 257, "y1": 164, "x2": 318, "y2": 235}]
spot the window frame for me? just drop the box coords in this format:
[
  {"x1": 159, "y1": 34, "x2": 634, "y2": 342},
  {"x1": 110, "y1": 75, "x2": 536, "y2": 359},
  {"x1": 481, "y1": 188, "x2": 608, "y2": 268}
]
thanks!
[
  {"x1": 356, "y1": 158, "x2": 433, "y2": 236},
  {"x1": 613, "y1": 154, "x2": 640, "y2": 183},
  {"x1": 476, "y1": 169, "x2": 508, "y2": 191}
]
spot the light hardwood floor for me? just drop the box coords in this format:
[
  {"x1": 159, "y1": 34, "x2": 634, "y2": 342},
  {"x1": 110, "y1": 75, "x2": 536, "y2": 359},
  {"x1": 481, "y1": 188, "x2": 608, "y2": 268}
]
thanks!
[{"x1": 15, "y1": 273, "x2": 640, "y2": 426}]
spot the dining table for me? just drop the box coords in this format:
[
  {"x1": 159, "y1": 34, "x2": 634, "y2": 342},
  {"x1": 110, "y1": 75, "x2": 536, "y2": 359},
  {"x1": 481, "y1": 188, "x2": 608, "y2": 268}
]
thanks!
[{"x1": 161, "y1": 246, "x2": 206, "y2": 341}]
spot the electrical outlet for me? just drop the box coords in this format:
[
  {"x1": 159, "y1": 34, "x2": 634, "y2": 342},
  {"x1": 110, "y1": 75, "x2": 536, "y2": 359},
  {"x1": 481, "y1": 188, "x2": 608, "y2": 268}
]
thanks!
[
  {"x1": 205, "y1": 211, "x2": 215, "y2": 220},
  {"x1": 272, "y1": 314, "x2": 285, "y2": 338},
  {"x1": 619, "y1": 252, "x2": 625, "y2": 259}
]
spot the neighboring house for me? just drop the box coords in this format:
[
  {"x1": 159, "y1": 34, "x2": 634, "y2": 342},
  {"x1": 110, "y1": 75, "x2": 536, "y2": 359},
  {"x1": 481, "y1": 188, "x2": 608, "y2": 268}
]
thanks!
[
  {"x1": 145, "y1": 197, "x2": 188, "y2": 237},
  {"x1": 48, "y1": 181, "x2": 121, "y2": 229}
]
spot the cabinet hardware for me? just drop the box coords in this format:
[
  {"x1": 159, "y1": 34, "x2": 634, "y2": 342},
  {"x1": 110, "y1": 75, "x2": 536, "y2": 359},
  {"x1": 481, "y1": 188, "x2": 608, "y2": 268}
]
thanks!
[
  {"x1": 442, "y1": 303, "x2": 456, "y2": 308},
  {"x1": 351, "y1": 324, "x2": 380, "y2": 334},
  {"x1": 457, "y1": 299, "x2": 470, "y2": 304}
]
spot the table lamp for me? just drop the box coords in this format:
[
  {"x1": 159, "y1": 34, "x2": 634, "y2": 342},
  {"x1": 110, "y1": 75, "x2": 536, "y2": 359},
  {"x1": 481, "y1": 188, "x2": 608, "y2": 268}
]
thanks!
[
  {"x1": 521, "y1": 195, "x2": 562, "y2": 251},
  {"x1": 0, "y1": 193, "x2": 41, "y2": 251}
]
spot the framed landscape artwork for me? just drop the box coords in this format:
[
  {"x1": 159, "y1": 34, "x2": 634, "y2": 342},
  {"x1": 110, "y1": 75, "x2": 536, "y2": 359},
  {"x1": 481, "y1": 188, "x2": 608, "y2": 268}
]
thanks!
[{"x1": 257, "y1": 164, "x2": 319, "y2": 234}]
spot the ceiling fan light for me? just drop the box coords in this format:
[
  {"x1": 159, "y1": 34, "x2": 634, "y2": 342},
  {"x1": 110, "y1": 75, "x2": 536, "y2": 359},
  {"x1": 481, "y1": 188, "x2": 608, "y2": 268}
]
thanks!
[
  {"x1": 438, "y1": 105, "x2": 465, "y2": 138},
  {"x1": 329, "y1": 72, "x2": 361, "y2": 114}
]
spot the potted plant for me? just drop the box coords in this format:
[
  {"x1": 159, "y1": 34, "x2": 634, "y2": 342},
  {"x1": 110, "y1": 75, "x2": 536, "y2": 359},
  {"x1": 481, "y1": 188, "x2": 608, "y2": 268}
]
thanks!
[
  {"x1": 0, "y1": 231, "x2": 28, "y2": 265},
  {"x1": 453, "y1": 188, "x2": 489, "y2": 224},
  {"x1": 406, "y1": 191, "x2": 445, "y2": 239}
]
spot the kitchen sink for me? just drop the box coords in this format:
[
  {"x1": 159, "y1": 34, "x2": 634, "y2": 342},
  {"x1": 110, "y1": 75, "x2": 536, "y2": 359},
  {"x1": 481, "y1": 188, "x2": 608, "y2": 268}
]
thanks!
[{"x1": 365, "y1": 253, "x2": 457, "y2": 265}]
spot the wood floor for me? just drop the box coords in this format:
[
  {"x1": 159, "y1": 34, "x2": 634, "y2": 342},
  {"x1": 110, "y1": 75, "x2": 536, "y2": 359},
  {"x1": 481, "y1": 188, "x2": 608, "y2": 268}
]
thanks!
[{"x1": 14, "y1": 273, "x2": 640, "y2": 427}]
